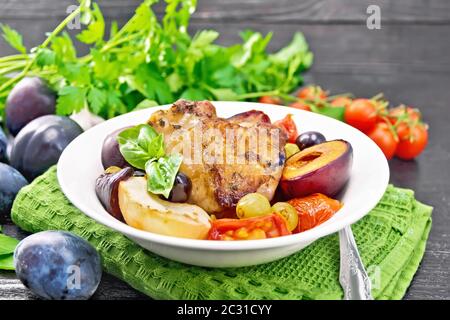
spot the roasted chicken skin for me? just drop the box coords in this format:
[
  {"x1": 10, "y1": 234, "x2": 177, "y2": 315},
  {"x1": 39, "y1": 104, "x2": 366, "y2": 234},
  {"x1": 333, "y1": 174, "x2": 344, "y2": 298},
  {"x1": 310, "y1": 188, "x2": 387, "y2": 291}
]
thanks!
[{"x1": 148, "y1": 100, "x2": 287, "y2": 214}]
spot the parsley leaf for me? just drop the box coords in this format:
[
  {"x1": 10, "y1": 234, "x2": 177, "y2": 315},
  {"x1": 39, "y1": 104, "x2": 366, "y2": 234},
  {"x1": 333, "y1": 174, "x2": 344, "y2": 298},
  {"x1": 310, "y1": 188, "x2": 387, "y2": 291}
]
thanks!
[
  {"x1": 0, "y1": 24, "x2": 26, "y2": 53},
  {"x1": 77, "y1": 3, "x2": 105, "y2": 44},
  {"x1": 56, "y1": 86, "x2": 87, "y2": 115},
  {"x1": 87, "y1": 87, "x2": 107, "y2": 114},
  {"x1": 36, "y1": 48, "x2": 56, "y2": 67}
]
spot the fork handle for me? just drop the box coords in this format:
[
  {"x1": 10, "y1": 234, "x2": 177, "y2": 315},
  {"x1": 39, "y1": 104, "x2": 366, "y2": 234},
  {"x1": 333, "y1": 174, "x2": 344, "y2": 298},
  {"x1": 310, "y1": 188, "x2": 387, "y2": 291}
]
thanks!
[{"x1": 339, "y1": 226, "x2": 373, "y2": 300}]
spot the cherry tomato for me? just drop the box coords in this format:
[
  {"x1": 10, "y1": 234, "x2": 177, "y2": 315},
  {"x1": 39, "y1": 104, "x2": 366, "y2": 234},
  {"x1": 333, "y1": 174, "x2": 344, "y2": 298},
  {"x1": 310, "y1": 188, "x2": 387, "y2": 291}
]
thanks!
[
  {"x1": 395, "y1": 123, "x2": 428, "y2": 160},
  {"x1": 366, "y1": 122, "x2": 398, "y2": 160},
  {"x1": 259, "y1": 96, "x2": 282, "y2": 105},
  {"x1": 289, "y1": 100, "x2": 311, "y2": 111},
  {"x1": 274, "y1": 114, "x2": 298, "y2": 143},
  {"x1": 288, "y1": 193, "x2": 342, "y2": 233},
  {"x1": 396, "y1": 122, "x2": 410, "y2": 141},
  {"x1": 330, "y1": 96, "x2": 352, "y2": 108},
  {"x1": 388, "y1": 105, "x2": 421, "y2": 124},
  {"x1": 344, "y1": 98, "x2": 377, "y2": 132},
  {"x1": 297, "y1": 85, "x2": 327, "y2": 101},
  {"x1": 207, "y1": 214, "x2": 291, "y2": 240}
]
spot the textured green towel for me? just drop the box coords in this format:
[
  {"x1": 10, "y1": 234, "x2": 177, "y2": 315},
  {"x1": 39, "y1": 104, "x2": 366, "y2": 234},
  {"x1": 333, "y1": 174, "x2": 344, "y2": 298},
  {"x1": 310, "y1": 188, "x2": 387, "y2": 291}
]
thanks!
[{"x1": 11, "y1": 166, "x2": 432, "y2": 300}]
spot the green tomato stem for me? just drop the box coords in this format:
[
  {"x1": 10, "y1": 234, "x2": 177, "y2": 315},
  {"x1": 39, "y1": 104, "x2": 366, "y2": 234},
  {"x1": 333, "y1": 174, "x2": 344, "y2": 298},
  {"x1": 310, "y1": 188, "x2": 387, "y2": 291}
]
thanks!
[{"x1": 370, "y1": 92, "x2": 384, "y2": 101}]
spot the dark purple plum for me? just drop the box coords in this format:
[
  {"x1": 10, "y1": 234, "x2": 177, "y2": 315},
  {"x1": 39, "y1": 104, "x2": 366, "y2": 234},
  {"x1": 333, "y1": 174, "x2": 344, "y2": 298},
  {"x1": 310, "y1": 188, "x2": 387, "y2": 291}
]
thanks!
[
  {"x1": 10, "y1": 115, "x2": 83, "y2": 181},
  {"x1": 6, "y1": 77, "x2": 56, "y2": 136},
  {"x1": 14, "y1": 231, "x2": 102, "y2": 300},
  {"x1": 0, "y1": 127, "x2": 7, "y2": 163},
  {"x1": 0, "y1": 163, "x2": 28, "y2": 218},
  {"x1": 101, "y1": 127, "x2": 130, "y2": 169}
]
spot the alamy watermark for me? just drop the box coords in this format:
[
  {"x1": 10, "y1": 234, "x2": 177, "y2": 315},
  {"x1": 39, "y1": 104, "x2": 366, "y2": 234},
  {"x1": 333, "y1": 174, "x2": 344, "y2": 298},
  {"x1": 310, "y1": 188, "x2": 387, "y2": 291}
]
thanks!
[
  {"x1": 367, "y1": 5, "x2": 381, "y2": 30},
  {"x1": 66, "y1": 265, "x2": 81, "y2": 290},
  {"x1": 67, "y1": 4, "x2": 81, "y2": 30}
]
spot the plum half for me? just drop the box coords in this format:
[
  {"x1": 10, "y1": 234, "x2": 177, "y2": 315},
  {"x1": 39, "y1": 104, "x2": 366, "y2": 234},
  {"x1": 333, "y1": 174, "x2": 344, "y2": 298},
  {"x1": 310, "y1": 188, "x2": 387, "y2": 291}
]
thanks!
[
  {"x1": 95, "y1": 167, "x2": 134, "y2": 221},
  {"x1": 280, "y1": 140, "x2": 353, "y2": 198}
]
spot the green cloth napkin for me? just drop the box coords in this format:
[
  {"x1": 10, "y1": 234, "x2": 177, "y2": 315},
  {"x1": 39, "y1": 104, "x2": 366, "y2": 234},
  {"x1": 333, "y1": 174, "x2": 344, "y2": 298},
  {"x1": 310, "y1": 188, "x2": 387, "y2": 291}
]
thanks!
[{"x1": 11, "y1": 166, "x2": 432, "y2": 300}]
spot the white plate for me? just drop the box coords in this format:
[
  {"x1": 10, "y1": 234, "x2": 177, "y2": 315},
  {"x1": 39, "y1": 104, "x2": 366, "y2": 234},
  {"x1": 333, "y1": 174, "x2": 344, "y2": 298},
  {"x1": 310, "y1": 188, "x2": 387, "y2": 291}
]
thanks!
[{"x1": 57, "y1": 102, "x2": 389, "y2": 267}]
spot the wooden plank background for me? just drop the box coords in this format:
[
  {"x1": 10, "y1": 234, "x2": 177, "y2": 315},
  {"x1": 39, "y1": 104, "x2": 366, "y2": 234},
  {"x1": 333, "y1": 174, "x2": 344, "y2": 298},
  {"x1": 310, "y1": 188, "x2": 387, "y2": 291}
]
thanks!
[{"x1": 1, "y1": 0, "x2": 449, "y2": 300}]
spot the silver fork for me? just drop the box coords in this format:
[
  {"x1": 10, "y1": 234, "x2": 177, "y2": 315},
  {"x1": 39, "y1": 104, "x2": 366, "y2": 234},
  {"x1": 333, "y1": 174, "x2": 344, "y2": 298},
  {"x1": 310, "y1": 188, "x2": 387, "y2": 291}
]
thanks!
[{"x1": 339, "y1": 226, "x2": 373, "y2": 300}]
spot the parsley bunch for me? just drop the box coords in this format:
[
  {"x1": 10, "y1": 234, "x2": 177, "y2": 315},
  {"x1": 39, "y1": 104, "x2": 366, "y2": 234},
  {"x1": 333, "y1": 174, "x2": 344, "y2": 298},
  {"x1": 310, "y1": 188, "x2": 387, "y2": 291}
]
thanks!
[{"x1": 0, "y1": 0, "x2": 313, "y2": 121}]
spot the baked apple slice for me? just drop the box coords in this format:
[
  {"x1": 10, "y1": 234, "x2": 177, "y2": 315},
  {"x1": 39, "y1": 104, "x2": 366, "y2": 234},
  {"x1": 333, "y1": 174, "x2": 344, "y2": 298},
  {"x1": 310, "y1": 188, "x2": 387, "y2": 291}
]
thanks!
[
  {"x1": 118, "y1": 177, "x2": 211, "y2": 239},
  {"x1": 280, "y1": 140, "x2": 353, "y2": 198}
]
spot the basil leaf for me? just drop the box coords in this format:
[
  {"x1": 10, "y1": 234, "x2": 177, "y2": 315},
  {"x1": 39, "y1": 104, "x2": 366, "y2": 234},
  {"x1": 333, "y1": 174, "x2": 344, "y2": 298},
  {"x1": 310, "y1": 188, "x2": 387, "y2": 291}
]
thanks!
[
  {"x1": 0, "y1": 254, "x2": 14, "y2": 271},
  {"x1": 145, "y1": 153, "x2": 183, "y2": 198},
  {"x1": 146, "y1": 134, "x2": 165, "y2": 160},
  {"x1": 310, "y1": 105, "x2": 345, "y2": 122},
  {"x1": 117, "y1": 124, "x2": 164, "y2": 169},
  {"x1": 0, "y1": 233, "x2": 19, "y2": 256}
]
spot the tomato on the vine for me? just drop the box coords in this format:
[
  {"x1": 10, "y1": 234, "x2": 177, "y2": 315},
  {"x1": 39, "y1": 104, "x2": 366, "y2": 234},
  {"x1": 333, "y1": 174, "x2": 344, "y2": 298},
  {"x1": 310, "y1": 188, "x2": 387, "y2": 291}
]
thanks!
[
  {"x1": 366, "y1": 122, "x2": 398, "y2": 160},
  {"x1": 330, "y1": 96, "x2": 352, "y2": 108},
  {"x1": 388, "y1": 105, "x2": 421, "y2": 124},
  {"x1": 297, "y1": 85, "x2": 327, "y2": 101},
  {"x1": 259, "y1": 96, "x2": 282, "y2": 105},
  {"x1": 395, "y1": 123, "x2": 428, "y2": 160},
  {"x1": 344, "y1": 98, "x2": 378, "y2": 133},
  {"x1": 274, "y1": 114, "x2": 298, "y2": 143},
  {"x1": 289, "y1": 100, "x2": 311, "y2": 111}
]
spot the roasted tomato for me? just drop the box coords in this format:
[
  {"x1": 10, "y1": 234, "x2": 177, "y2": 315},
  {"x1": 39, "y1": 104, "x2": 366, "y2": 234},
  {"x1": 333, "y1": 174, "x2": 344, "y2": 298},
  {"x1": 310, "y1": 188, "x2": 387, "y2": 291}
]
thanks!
[
  {"x1": 207, "y1": 214, "x2": 291, "y2": 240},
  {"x1": 288, "y1": 193, "x2": 342, "y2": 233},
  {"x1": 274, "y1": 114, "x2": 298, "y2": 143}
]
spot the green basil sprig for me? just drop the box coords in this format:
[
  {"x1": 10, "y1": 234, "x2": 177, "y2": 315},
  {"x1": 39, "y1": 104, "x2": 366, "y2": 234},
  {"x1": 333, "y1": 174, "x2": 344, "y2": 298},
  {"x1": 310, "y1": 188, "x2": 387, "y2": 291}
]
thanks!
[
  {"x1": 117, "y1": 124, "x2": 165, "y2": 169},
  {"x1": 145, "y1": 154, "x2": 183, "y2": 198},
  {"x1": 117, "y1": 124, "x2": 182, "y2": 198}
]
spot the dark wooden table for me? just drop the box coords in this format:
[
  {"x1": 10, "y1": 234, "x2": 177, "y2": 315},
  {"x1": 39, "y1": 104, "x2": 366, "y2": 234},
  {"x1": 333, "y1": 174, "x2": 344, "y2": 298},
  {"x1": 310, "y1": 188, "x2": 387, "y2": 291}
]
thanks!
[{"x1": 1, "y1": 0, "x2": 449, "y2": 300}]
